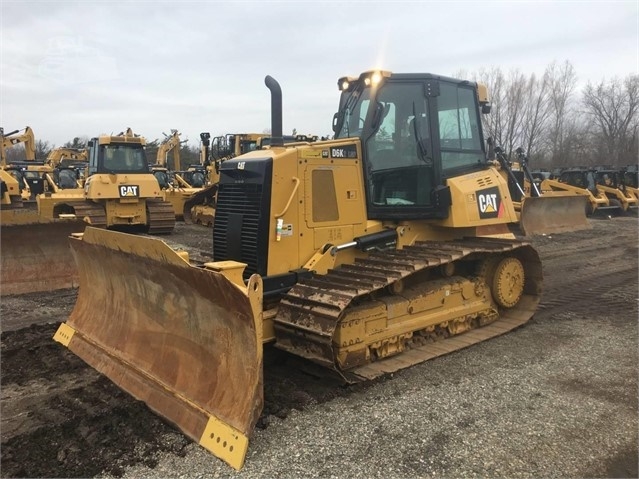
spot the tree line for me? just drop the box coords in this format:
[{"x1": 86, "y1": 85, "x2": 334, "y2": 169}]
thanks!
[{"x1": 463, "y1": 60, "x2": 638, "y2": 168}]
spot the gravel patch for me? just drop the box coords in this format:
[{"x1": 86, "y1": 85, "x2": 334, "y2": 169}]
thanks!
[{"x1": 102, "y1": 309, "x2": 638, "y2": 479}]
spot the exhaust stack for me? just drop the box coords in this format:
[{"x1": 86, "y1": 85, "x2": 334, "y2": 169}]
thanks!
[{"x1": 264, "y1": 75, "x2": 283, "y2": 147}]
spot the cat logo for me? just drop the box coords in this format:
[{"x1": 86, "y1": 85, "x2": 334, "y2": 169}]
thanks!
[
  {"x1": 476, "y1": 186, "x2": 503, "y2": 219},
  {"x1": 119, "y1": 185, "x2": 139, "y2": 198},
  {"x1": 237, "y1": 161, "x2": 246, "y2": 170}
]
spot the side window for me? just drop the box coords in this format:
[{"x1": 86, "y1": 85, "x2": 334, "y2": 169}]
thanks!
[{"x1": 438, "y1": 83, "x2": 484, "y2": 173}]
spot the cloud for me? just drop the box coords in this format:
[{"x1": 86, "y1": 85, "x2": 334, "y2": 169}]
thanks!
[{"x1": 1, "y1": 1, "x2": 636, "y2": 146}]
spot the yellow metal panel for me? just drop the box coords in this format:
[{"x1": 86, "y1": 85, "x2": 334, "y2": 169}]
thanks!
[
  {"x1": 303, "y1": 160, "x2": 366, "y2": 228},
  {"x1": 312, "y1": 225, "x2": 354, "y2": 250},
  {"x1": 265, "y1": 149, "x2": 301, "y2": 276},
  {"x1": 199, "y1": 415, "x2": 249, "y2": 471}
]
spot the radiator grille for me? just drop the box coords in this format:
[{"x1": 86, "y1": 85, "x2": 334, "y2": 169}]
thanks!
[{"x1": 213, "y1": 183, "x2": 266, "y2": 278}]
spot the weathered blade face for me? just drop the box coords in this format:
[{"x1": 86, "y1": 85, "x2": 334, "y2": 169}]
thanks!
[
  {"x1": 53, "y1": 227, "x2": 263, "y2": 470},
  {"x1": 519, "y1": 195, "x2": 591, "y2": 236},
  {"x1": 1, "y1": 221, "x2": 85, "y2": 295}
]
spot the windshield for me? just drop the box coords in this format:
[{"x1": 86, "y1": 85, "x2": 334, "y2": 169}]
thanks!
[
  {"x1": 101, "y1": 144, "x2": 148, "y2": 173},
  {"x1": 335, "y1": 85, "x2": 371, "y2": 139},
  {"x1": 595, "y1": 171, "x2": 618, "y2": 187}
]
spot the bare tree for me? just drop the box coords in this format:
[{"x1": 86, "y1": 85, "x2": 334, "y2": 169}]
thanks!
[
  {"x1": 476, "y1": 66, "x2": 506, "y2": 149},
  {"x1": 546, "y1": 61, "x2": 578, "y2": 166},
  {"x1": 582, "y1": 74, "x2": 639, "y2": 166},
  {"x1": 520, "y1": 71, "x2": 552, "y2": 164}
]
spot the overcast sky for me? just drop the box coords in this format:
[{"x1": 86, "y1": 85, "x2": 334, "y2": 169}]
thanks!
[{"x1": 1, "y1": 1, "x2": 637, "y2": 149}]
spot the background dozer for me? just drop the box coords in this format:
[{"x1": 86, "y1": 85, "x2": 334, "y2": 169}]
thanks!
[
  {"x1": 50, "y1": 128, "x2": 176, "y2": 234},
  {"x1": 541, "y1": 167, "x2": 621, "y2": 216},
  {"x1": 493, "y1": 146, "x2": 590, "y2": 236},
  {"x1": 592, "y1": 166, "x2": 638, "y2": 213},
  {"x1": 0, "y1": 127, "x2": 89, "y2": 295},
  {"x1": 55, "y1": 72, "x2": 543, "y2": 470}
]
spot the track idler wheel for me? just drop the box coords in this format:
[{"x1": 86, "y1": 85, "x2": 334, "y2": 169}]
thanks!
[{"x1": 492, "y1": 257, "x2": 525, "y2": 308}]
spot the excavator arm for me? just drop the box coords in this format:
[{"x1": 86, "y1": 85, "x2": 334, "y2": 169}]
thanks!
[
  {"x1": 46, "y1": 147, "x2": 88, "y2": 167},
  {"x1": 156, "y1": 129, "x2": 183, "y2": 171},
  {"x1": 1, "y1": 126, "x2": 37, "y2": 165}
]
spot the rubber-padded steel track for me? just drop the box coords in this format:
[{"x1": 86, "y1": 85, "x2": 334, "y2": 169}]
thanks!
[
  {"x1": 274, "y1": 238, "x2": 543, "y2": 381},
  {"x1": 69, "y1": 202, "x2": 107, "y2": 227},
  {"x1": 146, "y1": 199, "x2": 175, "y2": 234}
]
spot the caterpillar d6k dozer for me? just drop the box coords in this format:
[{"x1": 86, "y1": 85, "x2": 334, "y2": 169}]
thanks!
[
  {"x1": 54, "y1": 72, "x2": 543, "y2": 470},
  {"x1": 50, "y1": 128, "x2": 176, "y2": 234},
  {"x1": 493, "y1": 146, "x2": 590, "y2": 236}
]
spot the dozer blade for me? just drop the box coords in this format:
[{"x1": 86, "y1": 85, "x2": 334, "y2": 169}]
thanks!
[
  {"x1": 1, "y1": 221, "x2": 85, "y2": 296},
  {"x1": 53, "y1": 227, "x2": 263, "y2": 470},
  {"x1": 519, "y1": 195, "x2": 591, "y2": 236}
]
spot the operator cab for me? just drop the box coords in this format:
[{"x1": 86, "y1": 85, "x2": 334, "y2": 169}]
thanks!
[
  {"x1": 623, "y1": 167, "x2": 638, "y2": 188},
  {"x1": 333, "y1": 71, "x2": 489, "y2": 220},
  {"x1": 54, "y1": 167, "x2": 81, "y2": 189},
  {"x1": 88, "y1": 138, "x2": 150, "y2": 176},
  {"x1": 559, "y1": 169, "x2": 598, "y2": 194}
]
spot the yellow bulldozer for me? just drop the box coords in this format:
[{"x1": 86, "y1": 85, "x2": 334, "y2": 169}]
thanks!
[
  {"x1": 492, "y1": 146, "x2": 590, "y2": 236},
  {"x1": 54, "y1": 71, "x2": 544, "y2": 470},
  {"x1": 0, "y1": 127, "x2": 90, "y2": 295},
  {"x1": 49, "y1": 128, "x2": 176, "y2": 233}
]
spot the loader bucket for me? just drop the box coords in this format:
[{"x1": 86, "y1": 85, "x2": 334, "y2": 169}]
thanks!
[
  {"x1": 0, "y1": 221, "x2": 85, "y2": 296},
  {"x1": 53, "y1": 227, "x2": 264, "y2": 470},
  {"x1": 519, "y1": 195, "x2": 591, "y2": 236}
]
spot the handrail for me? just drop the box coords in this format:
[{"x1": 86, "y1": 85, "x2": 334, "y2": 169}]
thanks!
[{"x1": 273, "y1": 176, "x2": 300, "y2": 218}]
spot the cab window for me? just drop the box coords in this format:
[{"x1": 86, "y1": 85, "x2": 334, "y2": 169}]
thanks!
[{"x1": 438, "y1": 83, "x2": 484, "y2": 173}]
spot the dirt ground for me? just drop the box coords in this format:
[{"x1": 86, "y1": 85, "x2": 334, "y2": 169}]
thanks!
[{"x1": 1, "y1": 218, "x2": 637, "y2": 478}]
